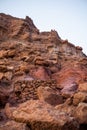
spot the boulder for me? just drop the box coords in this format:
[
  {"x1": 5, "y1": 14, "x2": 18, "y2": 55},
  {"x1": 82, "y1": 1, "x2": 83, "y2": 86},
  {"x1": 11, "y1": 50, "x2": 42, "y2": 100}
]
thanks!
[
  {"x1": 37, "y1": 86, "x2": 63, "y2": 106},
  {"x1": 74, "y1": 102, "x2": 87, "y2": 124},
  {"x1": 78, "y1": 83, "x2": 87, "y2": 92},
  {"x1": 0, "y1": 13, "x2": 87, "y2": 129},
  {"x1": 73, "y1": 92, "x2": 87, "y2": 105},
  {"x1": 6, "y1": 100, "x2": 79, "y2": 130},
  {"x1": 61, "y1": 82, "x2": 78, "y2": 98}
]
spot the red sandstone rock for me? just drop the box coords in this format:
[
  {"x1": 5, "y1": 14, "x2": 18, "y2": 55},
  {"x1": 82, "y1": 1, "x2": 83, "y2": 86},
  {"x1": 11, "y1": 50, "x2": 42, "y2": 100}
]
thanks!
[
  {"x1": 32, "y1": 66, "x2": 50, "y2": 80},
  {"x1": 53, "y1": 65, "x2": 87, "y2": 89},
  {"x1": 0, "y1": 13, "x2": 87, "y2": 129}
]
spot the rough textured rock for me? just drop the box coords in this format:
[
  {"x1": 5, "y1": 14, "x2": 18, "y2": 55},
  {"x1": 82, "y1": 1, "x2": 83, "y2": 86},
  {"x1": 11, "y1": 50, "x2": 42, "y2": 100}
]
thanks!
[
  {"x1": 0, "y1": 13, "x2": 39, "y2": 41},
  {"x1": 74, "y1": 103, "x2": 87, "y2": 124},
  {"x1": 5, "y1": 100, "x2": 79, "y2": 130},
  {"x1": 0, "y1": 13, "x2": 87, "y2": 129},
  {"x1": 61, "y1": 82, "x2": 78, "y2": 98},
  {"x1": 0, "y1": 120, "x2": 29, "y2": 130},
  {"x1": 55, "y1": 100, "x2": 75, "y2": 117},
  {"x1": 32, "y1": 66, "x2": 50, "y2": 80},
  {"x1": 73, "y1": 92, "x2": 87, "y2": 105},
  {"x1": 78, "y1": 83, "x2": 87, "y2": 92},
  {"x1": 37, "y1": 86, "x2": 63, "y2": 106}
]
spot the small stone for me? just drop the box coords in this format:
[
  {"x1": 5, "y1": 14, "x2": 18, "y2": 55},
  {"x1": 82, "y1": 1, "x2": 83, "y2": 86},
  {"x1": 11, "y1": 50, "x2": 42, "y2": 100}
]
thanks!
[
  {"x1": 0, "y1": 72, "x2": 4, "y2": 80},
  {"x1": 4, "y1": 71, "x2": 13, "y2": 80},
  {"x1": 73, "y1": 92, "x2": 87, "y2": 105}
]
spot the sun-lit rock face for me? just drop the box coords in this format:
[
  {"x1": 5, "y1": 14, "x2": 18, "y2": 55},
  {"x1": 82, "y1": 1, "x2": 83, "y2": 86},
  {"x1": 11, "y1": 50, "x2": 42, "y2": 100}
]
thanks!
[
  {"x1": 0, "y1": 13, "x2": 87, "y2": 130},
  {"x1": 0, "y1": 13, "x2": 39, "y2": 40}
]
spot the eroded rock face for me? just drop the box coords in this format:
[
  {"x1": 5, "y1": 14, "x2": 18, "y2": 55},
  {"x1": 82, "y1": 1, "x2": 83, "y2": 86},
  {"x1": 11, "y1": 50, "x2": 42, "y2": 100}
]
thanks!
[
  {"x1": 0, "y1": 13, "x2": 39, "y2": 41},
  {"x1": 0, "y1": 13, "x2": 87, "y2": 129}
]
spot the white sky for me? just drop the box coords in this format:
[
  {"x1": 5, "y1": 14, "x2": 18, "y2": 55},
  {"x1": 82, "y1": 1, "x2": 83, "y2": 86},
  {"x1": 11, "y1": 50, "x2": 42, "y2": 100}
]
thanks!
[{"x1": 0, "y1": 0, "x2": 87, "y2": 55}]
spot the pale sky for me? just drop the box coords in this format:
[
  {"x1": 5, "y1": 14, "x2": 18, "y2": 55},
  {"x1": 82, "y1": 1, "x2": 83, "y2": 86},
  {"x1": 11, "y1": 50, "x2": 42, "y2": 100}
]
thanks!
[{"x1": 0, "y1": 0, "x2": 87, "y2": 55}]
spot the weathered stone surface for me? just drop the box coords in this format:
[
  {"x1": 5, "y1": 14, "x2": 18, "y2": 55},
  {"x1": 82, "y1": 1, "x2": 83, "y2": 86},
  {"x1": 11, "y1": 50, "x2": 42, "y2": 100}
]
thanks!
[
  {"x1": 0, "y1": 120, "x2": 28, "y2": 130},
  {"x1": 32, "y1": 66, "x2": 50, "y2": 80},
  {"x1": 73, "y1": 92, "x2": 87, "y2": 105},
  {"x1": 74, "y1": 103, "x2": 87, "y2": 124},
  {"x1": 0, "y1": 13, "x2": 87, "y2": 129},
  {"x1": 0, "y1": 50, "x2": 7, "y2": 58},
  {"x1": 6, "y1": 100, "x2": 79, "y2": 130},
  {"x1": 55, "y1": 101, "x2": 75, "y2": 117},
  {"x1": 4, "y1": 71, "x2": 13, "y2": 80},
  {"x1": 53, "y1": 65, "x2": 87, "y2": 89},
  {"x1": 78, "y1": 83, "x2": 87, "y2": 92},
  {"x1": 0, "y1": 13, "x2": 39, "y2": 41},
  {"x1": 37, "y1": 86, "x2": 63, "y2": 106},
  {"x1": 61, "y1": 82, "x2": 78, "y2": 98}
]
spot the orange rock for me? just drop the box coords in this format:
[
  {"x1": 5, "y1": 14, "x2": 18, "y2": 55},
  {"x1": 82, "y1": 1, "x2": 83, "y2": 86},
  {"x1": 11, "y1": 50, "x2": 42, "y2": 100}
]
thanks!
[
  {"x1": 73, "y1": 92, "x2": 87, "y2": 105},
  {"x1": 78, "y1": 82, "x2": 87, "y2": 92},
  {"x1": 6, "y1": 100, "x2": 79, "y2": 130}
]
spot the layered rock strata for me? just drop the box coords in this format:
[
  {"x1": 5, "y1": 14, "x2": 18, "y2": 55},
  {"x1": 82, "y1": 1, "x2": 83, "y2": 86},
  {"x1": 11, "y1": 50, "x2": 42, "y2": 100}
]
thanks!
[{"x1": 0, "y1": 13, "x2": 87, "y2": 130}]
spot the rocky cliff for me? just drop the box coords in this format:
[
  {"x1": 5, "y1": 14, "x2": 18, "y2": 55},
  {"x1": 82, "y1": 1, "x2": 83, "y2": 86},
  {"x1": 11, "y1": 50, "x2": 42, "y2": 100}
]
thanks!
[{"x1": 0, "y1": 13, "x2": 87, "y2": 130}]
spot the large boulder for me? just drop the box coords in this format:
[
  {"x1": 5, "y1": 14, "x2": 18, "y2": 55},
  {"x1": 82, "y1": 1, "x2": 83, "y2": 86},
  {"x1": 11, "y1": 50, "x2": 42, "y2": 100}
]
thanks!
[{"x1": 5, "y1": 100, "x2": 79, "y2": 130}]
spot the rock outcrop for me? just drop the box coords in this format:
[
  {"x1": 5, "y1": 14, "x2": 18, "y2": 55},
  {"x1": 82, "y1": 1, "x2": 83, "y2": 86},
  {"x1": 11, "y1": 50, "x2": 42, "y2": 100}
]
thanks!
[
  {"x1": 0, "y1": 13, "x2": 39, "y2": 41},
  {"x1": 0, "y1": 13, "x2": 87, "y2": 130}
]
